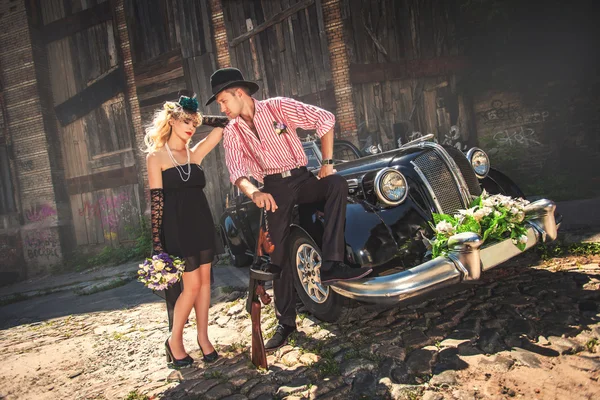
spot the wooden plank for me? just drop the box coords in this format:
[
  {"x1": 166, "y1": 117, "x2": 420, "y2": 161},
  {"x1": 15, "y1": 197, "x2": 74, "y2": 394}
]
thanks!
[
  {"x1": 230, "y1": 0, "x2": 314, "y2": 47},
  {"x1": 41, "y1": 1, "x2": 111, "y2": 43},
  {"x1": 54, "y1": 67, "x2": 125, "y2": 126},
  {"x1": 349, "y1": 57, "x2": 470, "y2": 84},
  {"x1": 199, "y1": 0, "x2": 213, "y2": 54},
  {"x1": 66, "y1": 165, "x2": 138, "y2": 195},
  {"x1": 133, "y1": 49, "x2": 182, "y2": 79}
]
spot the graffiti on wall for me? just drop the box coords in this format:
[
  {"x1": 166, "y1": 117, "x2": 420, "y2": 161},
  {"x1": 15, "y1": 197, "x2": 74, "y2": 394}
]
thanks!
[
  {"x1": 24, "y1": 230, "x2": 60, "y2": 261},
  {"x1": 77, "y1": 191, "x2": 139, "y2": 242},
  {"x1": 478, "y1": 100, "x2": 549, "y2": 148},
  {"x1": 24, "y1": 203, "x2": 57, "y2": 224}
]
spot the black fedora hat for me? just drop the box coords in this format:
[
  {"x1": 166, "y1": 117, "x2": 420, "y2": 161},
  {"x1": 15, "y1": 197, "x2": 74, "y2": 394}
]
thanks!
[{"x1": 205, "y1": 67, "x2": 259, "y2": 106}]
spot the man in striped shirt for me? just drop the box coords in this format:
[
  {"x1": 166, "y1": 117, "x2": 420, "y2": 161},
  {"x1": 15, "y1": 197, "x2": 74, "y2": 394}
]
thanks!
[{"x1": 206, "y1": 68, "x2": 372, "y2": 350}]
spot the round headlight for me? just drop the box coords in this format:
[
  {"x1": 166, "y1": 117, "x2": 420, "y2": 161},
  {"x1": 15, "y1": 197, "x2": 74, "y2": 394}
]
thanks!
[
  {"x1": 374, "y1": 168, "x2": 408, "y2": 205},
  {"x1": 467, "y1": 148, "x2": 490, "y2": 178}
]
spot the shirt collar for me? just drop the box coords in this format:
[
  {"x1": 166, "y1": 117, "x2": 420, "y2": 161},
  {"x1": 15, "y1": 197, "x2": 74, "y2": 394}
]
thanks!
[{"x1": 233, "y1": 98, "x2": 266, "y2": 126}]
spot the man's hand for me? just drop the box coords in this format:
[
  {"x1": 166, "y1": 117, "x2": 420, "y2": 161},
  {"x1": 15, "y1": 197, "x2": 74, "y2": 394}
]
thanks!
[
  {"x1": 252, "y1": 191, "x2": 278, "y2": 211},
  {"x1": 318, "y1": 164, "x2": 336, "y2": 179}
]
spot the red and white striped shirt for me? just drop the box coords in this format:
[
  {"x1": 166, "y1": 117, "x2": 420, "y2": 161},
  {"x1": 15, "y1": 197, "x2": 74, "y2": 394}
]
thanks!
[{"x1": 222, "y1": 97, "x2": 335, "y2": 183}]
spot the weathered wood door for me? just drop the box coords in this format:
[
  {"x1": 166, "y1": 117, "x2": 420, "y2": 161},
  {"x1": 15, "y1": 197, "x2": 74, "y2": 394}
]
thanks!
[
  {"x1": 39, "y1": 0, "x2": 142, "y2": 247},
  {"x1": 222, "y1": 0, "x2": 336, "y2": 112},
  {"x1": 343, "y1": 0, "x2": 476, "y2": 151}
]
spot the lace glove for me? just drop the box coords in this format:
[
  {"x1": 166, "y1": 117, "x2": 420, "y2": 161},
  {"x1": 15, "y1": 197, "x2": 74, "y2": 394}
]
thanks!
[
  {"x1": 202, "y1": 115, "x2": 229, "y2": 128},
  {"x1": 150, "y1": 188, "x2": 164, "y2": 255}
]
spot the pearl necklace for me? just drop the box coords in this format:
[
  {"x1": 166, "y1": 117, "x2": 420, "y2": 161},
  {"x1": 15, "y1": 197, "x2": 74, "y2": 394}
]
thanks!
[{"x1": 165, "y1": 143, "x2": 191, "y2": 182}]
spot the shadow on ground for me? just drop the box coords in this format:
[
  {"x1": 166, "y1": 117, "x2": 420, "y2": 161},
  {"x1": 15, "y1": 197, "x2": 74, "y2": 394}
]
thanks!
[{"x1": 152, "y1": 252, "x2": 600, "y2": 399}]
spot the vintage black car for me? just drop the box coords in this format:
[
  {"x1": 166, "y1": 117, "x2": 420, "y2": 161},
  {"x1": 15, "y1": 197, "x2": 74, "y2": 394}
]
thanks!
[{"x1": 219, "y1": 135, "x2": 560, "y2": 321}]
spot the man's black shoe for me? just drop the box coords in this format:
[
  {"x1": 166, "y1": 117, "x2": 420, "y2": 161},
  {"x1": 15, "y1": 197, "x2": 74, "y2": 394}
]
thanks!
[
  {"x1": 264, "y1": 324, "x2": 296, "y2": 352},
  {"x1": 320, "y1": 262, "x2": 373, "y2": 286}
]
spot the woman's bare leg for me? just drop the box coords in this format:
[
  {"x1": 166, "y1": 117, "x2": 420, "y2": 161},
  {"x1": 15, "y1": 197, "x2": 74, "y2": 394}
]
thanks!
[
  {"x1": 169, "y1": 268, "x2": 201, "y2": 359},
  {"x1": 193, "y1": 263, "x2": 215, "y2": 354}
]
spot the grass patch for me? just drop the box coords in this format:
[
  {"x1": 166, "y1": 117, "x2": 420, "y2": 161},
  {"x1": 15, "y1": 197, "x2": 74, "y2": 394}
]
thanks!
[
  {"x1": 59, "y1": 220, "x2": 151, "y2": 273},
  {"x1": 536, "y1": 241, "x2": 600, "y2": 261},
  {"x1": 0, "y1": 292, "x2": 31, "y2": 307},
  {"x1": 586, "y1": 338, "x2": 598, "y2": 353},
  {"x1": 203, "y1": 370, "x2": 228, "y2": 383},
  {"x1": 75, "y1": 277, "x2": 132, "y2": 296},
  {"x1": 124, "y1": 391, "x2": 149, "y2": 400},
  {"x1": 111, "y1": 332, "x2": 130, "y2": 341}
]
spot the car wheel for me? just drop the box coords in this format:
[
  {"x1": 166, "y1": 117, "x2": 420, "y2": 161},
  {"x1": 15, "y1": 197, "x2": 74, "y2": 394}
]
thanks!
[{"x1": 289, "y1": 229, "x2": 346, "y2": 322}]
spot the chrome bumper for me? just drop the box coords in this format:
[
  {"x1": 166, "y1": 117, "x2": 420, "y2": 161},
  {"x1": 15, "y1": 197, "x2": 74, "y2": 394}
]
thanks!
[{"x1": 331, "y1": 199, "x2": 558, "y2": 304}]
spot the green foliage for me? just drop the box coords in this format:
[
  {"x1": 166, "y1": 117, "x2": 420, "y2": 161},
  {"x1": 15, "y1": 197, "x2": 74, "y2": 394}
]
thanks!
[
  {"x1": 536, "y1": 242, "x2": 600, "y2": 260},
  {"x1": 123, "y1": 391, "x2": 149, "y2": 400},
  {"x1": 430, "y1": 191, "x2": 530, "y2": 258},
  {"x1": 61, "y1": 218, "x2": 151, "y2": 273}
]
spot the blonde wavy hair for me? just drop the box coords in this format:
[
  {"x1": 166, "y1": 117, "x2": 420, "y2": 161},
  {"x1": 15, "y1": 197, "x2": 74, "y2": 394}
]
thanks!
[{"x1": 143, "y1": 101, "x2": 202, "y2": 153}]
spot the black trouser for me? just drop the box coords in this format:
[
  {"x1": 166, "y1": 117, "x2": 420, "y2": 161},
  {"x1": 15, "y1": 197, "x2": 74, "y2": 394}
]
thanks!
[{"x1": 263, "y1": 167, "x2": 348, "y2": 326}]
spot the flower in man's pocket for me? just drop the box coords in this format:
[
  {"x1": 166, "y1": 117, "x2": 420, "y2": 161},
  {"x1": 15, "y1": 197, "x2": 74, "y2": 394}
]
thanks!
[{"x1": 273, "y1": 121, "x2": 288, "y2": 135}]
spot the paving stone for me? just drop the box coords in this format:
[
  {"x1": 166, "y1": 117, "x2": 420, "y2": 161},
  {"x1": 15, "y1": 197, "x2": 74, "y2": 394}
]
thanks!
[
  {"x1": 247, "y1": 382, "x2": 278, "y2": 399},
  {"x1": 390, "y1": 362, "x2": 410, "y2": 384},
  {"x1": 216, "y1": 316, "x2": 231, "y2": 327},
  {"x1": 239, "y1": 378, "x2": 261, "y2": 396},
  {"x1": 510, "y1": 347, "x2": 542, "y2": 368},
  {"x1": 227, "y1": 303, "x2": 245, "y2": 316},
  {"x1": 377, "y1": 357, "x2": 395, "y2": 379},
  {"x1": 221, "y1": 395, "x2": 248, "y2": 400},
  {"x1": 548, "y1": 336, "x2": 585, "y2": 354},
  {"x1": 281, "y1": 350, "x2": 301, "y2": 366},
  {"x1": 276, "y1": 377, "x2": 309, "y2": 396},
  {"x1": 375, "y1": 344, "x2": 406, "y2": 362},
  {"x1": 299, "y1": 352, "x2": 320, "y2": 366},
  {"x1": 478, "y1": 328, "x2": 508, "y2": 354},
  {"x1": 405, "y1": 348, "x2": 438, "y2": 375},
  {"x1": 402, "y1": 329, "x2": 431, "y2": 348},
  {"x1": 187, "y1": 379, "x2": 220, "y2": 396},
  {"x1": 439, "y1": 337, "x2": 471, "y2": 348},
  {"x1": 351, "y1": 371, "x2": 377, "y2": 397},
  {"x1": 204, "y1": 383, "x2": 235, "y2": 400},
  {"x1": 430, "y1": 369, "x2": 458, "y2": 387},
  {"x1": 340, "y1": 358, "x2": 377, "y2": 379},
  {"x1": 456, "y1": 319, "x2": 482, "y2": 334},
  {"x1": 422, "y1": 391, "x2": 445, "y2": 400},
  {"x1": 478, "y1": 355, "x2": 515, "y2": 372}
]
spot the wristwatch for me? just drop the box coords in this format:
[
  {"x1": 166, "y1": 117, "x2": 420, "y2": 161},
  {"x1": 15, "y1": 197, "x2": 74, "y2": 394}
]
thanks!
[{"x1": 322, "y1": 159, "x2": 334, "y2": 165}]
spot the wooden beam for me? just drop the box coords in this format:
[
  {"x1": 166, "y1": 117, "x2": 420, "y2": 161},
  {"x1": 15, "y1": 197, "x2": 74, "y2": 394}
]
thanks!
[
  {"x1": 349, "y1": 56, "x2": 471, "y2": 84},
  {"x1": 229, "y1": 0, "x2": 314, "y2": 47},
  {"x1": 138, "y1": 90, "x2": 181, "y2": 108},
  {"x1": 66, "y1": 166, "x2": 138, "y2": 196},
  {"x1": 54, "y1": 67, "x2": 125, "y2": 126},
  {"x1": 41, "y1": 2, "x2": 112, "y2": 44}
]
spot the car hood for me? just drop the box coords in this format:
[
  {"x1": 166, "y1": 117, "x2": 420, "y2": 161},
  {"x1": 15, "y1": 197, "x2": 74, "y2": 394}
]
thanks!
[{"x1": 334, "y1": 147, "x2": 427, "y2": 177}]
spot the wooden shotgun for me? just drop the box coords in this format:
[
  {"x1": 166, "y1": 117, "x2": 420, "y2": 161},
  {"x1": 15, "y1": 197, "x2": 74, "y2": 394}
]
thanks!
[{"x1": 246, "y1": 211, "x2": 278, "y2": 369}]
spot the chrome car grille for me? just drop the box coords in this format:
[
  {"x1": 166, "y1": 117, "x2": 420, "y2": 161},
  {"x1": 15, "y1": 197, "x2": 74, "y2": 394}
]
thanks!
[{"x1": 444, "y1": 146, "x2": 482, "y2": 197}]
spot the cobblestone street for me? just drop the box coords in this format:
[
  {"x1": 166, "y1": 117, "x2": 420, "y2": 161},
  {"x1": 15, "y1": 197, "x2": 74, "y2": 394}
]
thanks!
[{"x1": 1, "y1": 252, "x2": 599, "y2": 400}]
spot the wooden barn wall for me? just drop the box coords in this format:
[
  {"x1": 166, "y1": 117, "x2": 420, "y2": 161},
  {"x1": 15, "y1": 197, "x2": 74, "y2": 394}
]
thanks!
[
  {"x1": 40, "y1": 0, "x2": 141, "y2": 248},
  {"x1": 222, "y1": 0, "x2": 336, "y2": 116},
  {"x1": 342, "y1": 0, "x2": 475, "y2": 151},
  {"x1": 125, "y1": 0, "x2": 229, "y2": 224}
]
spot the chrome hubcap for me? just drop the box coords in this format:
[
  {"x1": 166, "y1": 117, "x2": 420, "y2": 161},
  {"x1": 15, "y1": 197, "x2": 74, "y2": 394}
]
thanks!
[{"x1": 296, "y1": 243, "x2": 329, "y2": 304}]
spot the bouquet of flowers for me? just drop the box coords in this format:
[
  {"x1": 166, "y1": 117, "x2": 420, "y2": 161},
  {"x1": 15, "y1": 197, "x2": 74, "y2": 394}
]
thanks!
[
  {"x1": 138, "y1": 252, "x2": 185, "y2": 291},
  {"x1": 429, "y1": 190, "x2": 531, "y2": 258}
]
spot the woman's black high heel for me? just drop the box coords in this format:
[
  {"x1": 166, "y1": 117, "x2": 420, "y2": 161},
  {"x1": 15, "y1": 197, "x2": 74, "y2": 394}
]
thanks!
[
  {"x1": 198, "y1": 337, "x2": 219, "y2": 363},
  {"x1": 165, "y1": 338, "x2": 194, "y2": 368}
]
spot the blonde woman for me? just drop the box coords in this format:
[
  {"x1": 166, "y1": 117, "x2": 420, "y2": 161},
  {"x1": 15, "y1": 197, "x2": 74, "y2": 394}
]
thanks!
[{"x1": 145, "y1": 93, "x2": 228, "y2": 368}]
